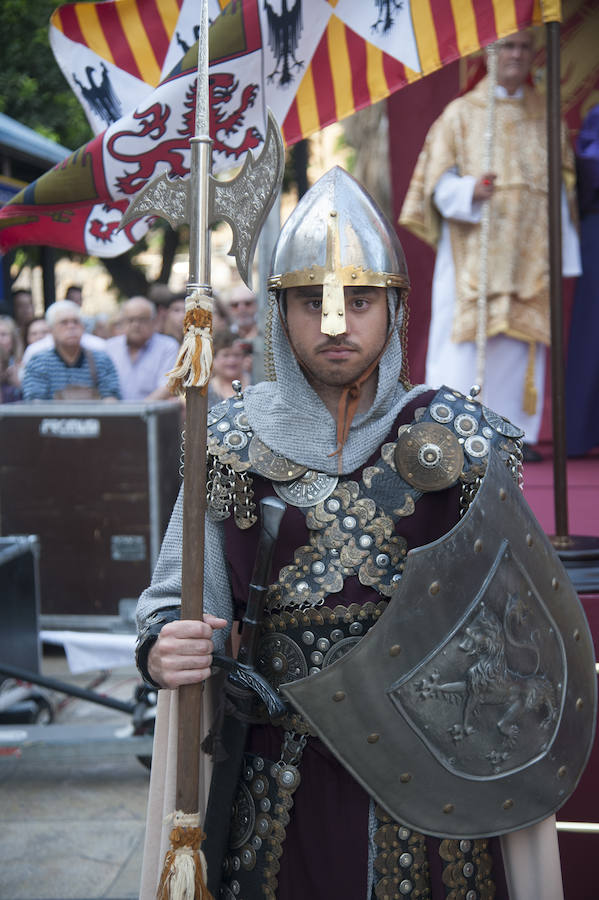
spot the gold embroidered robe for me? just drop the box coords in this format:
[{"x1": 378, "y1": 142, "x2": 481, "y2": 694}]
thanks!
[{"x1": 399, "y1": 77, "x2": 577, "y2": 347}]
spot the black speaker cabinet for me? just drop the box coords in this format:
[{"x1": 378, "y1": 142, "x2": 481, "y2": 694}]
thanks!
[{"x1": 0, "y1": 401, "x2": 181, "y2": 621}]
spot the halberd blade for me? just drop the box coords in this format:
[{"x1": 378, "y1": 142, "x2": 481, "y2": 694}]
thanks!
[
  {"x1": 119, "y1": 170, "x2": 190, "y2": 231},
  {"x1": 210, "y1": 110, "x2": 284, "y2": 289}
]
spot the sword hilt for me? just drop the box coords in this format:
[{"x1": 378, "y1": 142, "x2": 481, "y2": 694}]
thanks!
[{"x1": 211, "y1": 653, "x2": 286, "y2": 719}]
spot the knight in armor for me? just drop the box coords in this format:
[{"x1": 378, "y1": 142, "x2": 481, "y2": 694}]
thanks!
[{"x1": 135, "y1": 167, "x2": 593, "y2": 900}]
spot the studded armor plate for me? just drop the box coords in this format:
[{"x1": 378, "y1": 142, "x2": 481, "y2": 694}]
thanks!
[{"x1": 282, "y1": 452, "x2": 597, "y2": 838}]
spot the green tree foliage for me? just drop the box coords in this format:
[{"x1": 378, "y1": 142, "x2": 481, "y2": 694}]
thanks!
[{"x1": 0, "y1": 0, "x2": 92, "y2": 150}]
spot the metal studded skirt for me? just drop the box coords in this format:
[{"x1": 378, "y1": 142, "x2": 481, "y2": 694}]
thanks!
[
  {"x1": 256, "y1": 600, "x2": 388, "y2": 733},
  {"x1": 220, "y1": 749, "x2": 303, "y2": 900}
]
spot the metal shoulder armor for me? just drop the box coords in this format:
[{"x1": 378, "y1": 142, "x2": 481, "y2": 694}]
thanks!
[
  {"x1": 395, "y1": 386, "x2": 524, "y2": 509},
  {"x1": 206, "y1": 388, "x2": 308, "y2": 529},
  {"x1": 206, "y1": 391, "x2": 256, "y2": 529}
]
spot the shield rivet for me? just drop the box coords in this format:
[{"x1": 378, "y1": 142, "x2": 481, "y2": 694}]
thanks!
[
  {"x1": 558, "y1": 766, "x2": 567, "y2": 778},
  {"x1": 473, "y1": 539, "x2": 483, "y2": 553},
  {"x1": 400, "y1": 773, "x2": 412, "y2": 784},
  {"x1": 367, "y1": 733, "x2": 380, "y2": 744},
  {"x1": 242, "y1": 847, "x2": 257, "y2": 870},
  {"x1": 316, "y1": 638, "x2": 330, "y2": 652},
  {"x1": 302, "y1": 631, "x2": 315, "y2": 645},
  {"x1": 399, "y1": 852, "x2": 413, "y2": 868},
  {"x1": 333, "y1": 691, "x2": 345, "y2": 702},
  {"x1": 552, "y1": 577, "x2": 559, "y2": 590},
  {"x1": 389, "y1": 644, "x2": 401, "y2": 657},
  {"x1": 310, "y1": 651, "x2": 324, "y2": 665},
  {"x1": 330, "y1": 629, "x2": 344, "y2": 642},
  {"x1": 443, "y1": 803, "x2": 454, "y2": 814},
  {"x1": 463, "y1": 862, "x2": 474, "y2": 877},
  {"x1": 399, "y1": 880, "x2": 412, "y2": 895},
  {"x1": 503, "y1": 799, "x2": 514, "y2": 810},
  {"x1": 429, "y1": 581, "x2": 441, "y2": 596},
  {"x1": 466, "y1": 892, "x2": 477, "y2": 900},
  {"x1": 460, "y1": 840, "x2": 472, "y2": 852},
  {"x1": 576, "y1": 698, "x2": 584, "y2": 711}
]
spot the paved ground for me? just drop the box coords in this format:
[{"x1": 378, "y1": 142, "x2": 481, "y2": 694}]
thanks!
[{"x1": 0, "y1": 649, "x2": 151, "y2": 900}]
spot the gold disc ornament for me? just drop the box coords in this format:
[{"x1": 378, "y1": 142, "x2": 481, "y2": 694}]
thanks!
[{"x1": 394, "y1": 422, "x2": 464, "y2": 492}]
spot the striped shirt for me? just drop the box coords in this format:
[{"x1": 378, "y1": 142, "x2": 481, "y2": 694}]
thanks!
[{"x1": 22, "y1": 348, "x2": 121, "y2": 400}]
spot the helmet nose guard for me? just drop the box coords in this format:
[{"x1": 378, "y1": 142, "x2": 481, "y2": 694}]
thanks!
[{"x1": 268, "y1": 167, "x2": 410, "y2": 336}]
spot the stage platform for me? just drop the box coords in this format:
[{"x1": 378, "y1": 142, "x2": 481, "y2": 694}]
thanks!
[{"x1": 522, "y1": 446, "x2": 599, "y2": 542}]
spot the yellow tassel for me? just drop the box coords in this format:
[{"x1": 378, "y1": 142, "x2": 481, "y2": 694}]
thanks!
[
  {"x1": 167, "y1": 292, "x2": 213, "y2": 396},
  {"x1": 157, "y1": 812, "x2": 213, "y2": 900},
  {"x1": 522, "y1": 341, "x2": 538, "y2": 416}
]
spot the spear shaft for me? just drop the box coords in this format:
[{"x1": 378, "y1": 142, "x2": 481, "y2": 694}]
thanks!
[{"x1": 177, "y1": 0, "x2": 211, "y2": 818}]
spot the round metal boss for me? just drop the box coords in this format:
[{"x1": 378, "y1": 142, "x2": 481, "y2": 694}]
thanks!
[
  {"x1": 248, "y1": 436, "x2": 307, "y2": 482},
  {"x1": 273, "y1": 470, "x2": 338, "y2": 507},
  {"x1": 395, "y1": 422, "x2": 464, "y2": 491}
]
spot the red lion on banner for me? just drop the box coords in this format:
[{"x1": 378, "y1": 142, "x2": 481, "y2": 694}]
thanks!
[{"x1": 106, "y1": 74, "x2": 262, "y2": 196}]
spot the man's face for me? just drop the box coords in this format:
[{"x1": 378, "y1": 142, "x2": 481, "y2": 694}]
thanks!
[
  {"x1": 13, "y1": 292, "x2": 34, "y2": 326},
  {"x1": 496, "y1": 32, "x2": 533, "y2": 94},
  {"x1": 122, "y1": 301, "x2": 155, "y2": 349},
  {"x1": 52, "y1": 313, "x2": 84, "y2": 354},
  {"x1": 286, "y1": 285, "x2": 389, "y2": 388},
  {"x1": 228, "y1": 294, "x2": 256, "y2": 329}
]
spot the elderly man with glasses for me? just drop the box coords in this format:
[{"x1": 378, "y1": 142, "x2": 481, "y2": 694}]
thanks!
[{"x1": 104, "y1": 296, "x2": 179, "y2": 402}]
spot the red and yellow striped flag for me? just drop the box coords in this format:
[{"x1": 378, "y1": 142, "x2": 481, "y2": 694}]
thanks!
[{"x1": 282, "y1": 0, "x2": 561, "y2": 146}]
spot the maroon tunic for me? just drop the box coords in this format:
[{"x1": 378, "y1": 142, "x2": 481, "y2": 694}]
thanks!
[{"x1": 222, "y1": 393, "x2": 508, "y2": 899}]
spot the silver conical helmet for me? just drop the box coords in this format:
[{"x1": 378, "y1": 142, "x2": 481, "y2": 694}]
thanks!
[{"x1": 268, "y1": 166, "x2": 410, "y2": 336}]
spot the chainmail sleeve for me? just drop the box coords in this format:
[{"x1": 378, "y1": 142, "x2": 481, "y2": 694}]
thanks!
[{"x1": 135, "y1": 485, "x2": 233, "y2": 679}]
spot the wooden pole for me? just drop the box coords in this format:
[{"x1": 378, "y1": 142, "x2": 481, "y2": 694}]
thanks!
[
  {"x1": 545, "y1": 20, "x2": 570, "y2": 547},
  {"x1": 177, "y1": 386, "x2": 208, "y2": 813}
]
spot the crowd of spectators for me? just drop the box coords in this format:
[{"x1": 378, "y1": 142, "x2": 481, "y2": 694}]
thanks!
[{"x1": 0, "y1": 280, "x2": 258, "y2": 407}]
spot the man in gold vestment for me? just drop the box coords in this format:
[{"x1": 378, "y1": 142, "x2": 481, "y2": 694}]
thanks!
[{"x1": 399, "y1": 30, "x2": 580, "y2": 457}]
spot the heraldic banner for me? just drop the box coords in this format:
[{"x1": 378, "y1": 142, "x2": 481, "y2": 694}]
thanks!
[{"x1": 0, "y1": 0, "x2": 560, "y2": 257}]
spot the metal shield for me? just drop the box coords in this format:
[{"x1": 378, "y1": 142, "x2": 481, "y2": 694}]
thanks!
[{"x1": 281, "y1": 452, "x2": 597, "y2": 837}]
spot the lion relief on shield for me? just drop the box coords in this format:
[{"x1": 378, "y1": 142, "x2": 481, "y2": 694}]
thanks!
[{"x1": 391, "y1": 588, "x2": 565, "y2": 779}]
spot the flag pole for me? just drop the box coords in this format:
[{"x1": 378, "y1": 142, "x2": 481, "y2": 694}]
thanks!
[
  {"x1": 545, "y1": 17, "x2": 599, "y2": 587},
  {"x1": 545, "y1": 19, "x2": 569, "y2": 546}
]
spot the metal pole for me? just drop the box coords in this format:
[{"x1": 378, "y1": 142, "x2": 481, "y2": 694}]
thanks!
[{"x1": 546, "y1": 21, "x2": 569, "y2": 546}]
